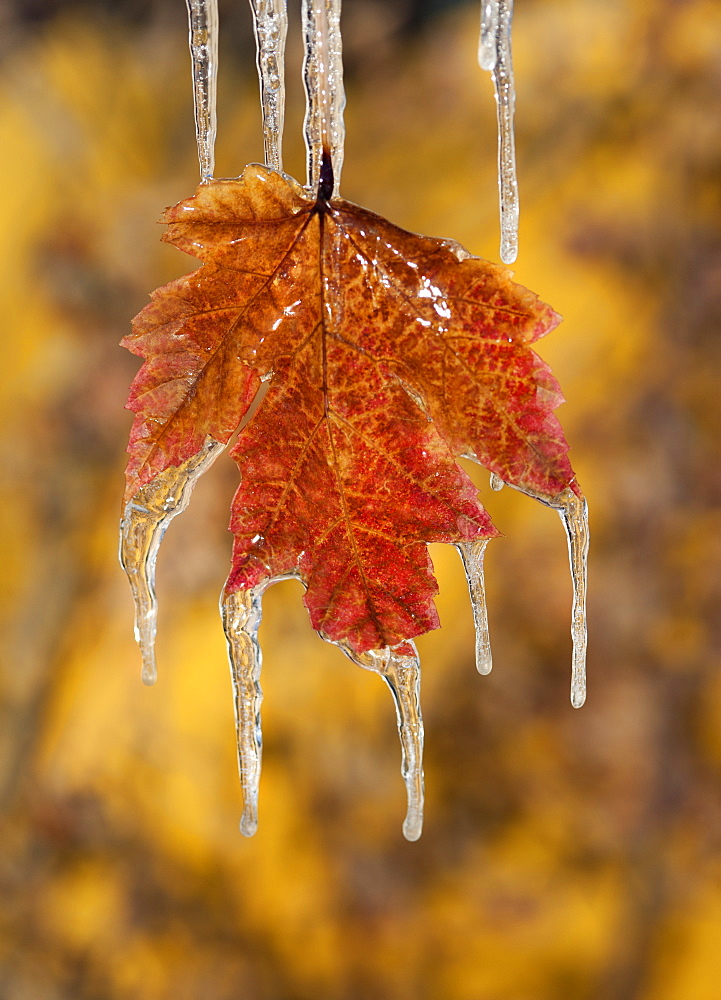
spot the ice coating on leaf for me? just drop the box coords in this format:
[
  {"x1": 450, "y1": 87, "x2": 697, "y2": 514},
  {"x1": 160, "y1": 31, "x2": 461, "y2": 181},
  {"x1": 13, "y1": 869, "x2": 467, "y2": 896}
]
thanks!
[
  {"x1": 344, "y1": 642, "x2": 424, "y2": 841},
  {"x1": 220, "y1": 582, "x2": 267, "y2": 836},
  {"x1": 186, "y1": 0, "x2": 219, "y2": 180},
  {"x1": 119, "y1": 439, "x2": 225, "y2": 684},
  {"x1": 249, "y1": 0, "x2": 288, "y2": 172},
  {"x1": 457, "y1": 538, "x2": 493, "y2": 674},
  {"x1": 479, "y1": 0, "x2": 518, "y2": 264},
  {"x1": 127, "y1": 165, "x2": 576, "y2": 653},
  {"x1": 555, "y1": 487, "x2": 589, "y2": 708},
  {"x1": 121, "y1": 253, "x2": 262, "y2": 501},
  {"x1": 490, "y1": 471, "x2": 505, "y2": 491},
  {"x1": 302, "y1": 0, "x2": 345, "y2": 195},
  {"x1": 120, "y1": 3, "x2": 588, "y2": 840}
]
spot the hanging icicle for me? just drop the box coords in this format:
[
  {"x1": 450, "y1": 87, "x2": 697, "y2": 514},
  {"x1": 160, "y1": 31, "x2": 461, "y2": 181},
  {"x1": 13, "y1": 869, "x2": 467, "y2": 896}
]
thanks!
[
  {"x1": 479, "y1": 0, "x2": 518, "y2": 264},
  {"x1": 457, "y1": 539, "x2": 493, "y2": 675},
  {"x1": 554, "y1": 488, "x2": 589, "y2": 708},
  {"x1": 186, "y1": 0, "x2": 219, "y2": 180},
  {"x1": 120, "y1": 440, "x2": 225, "y2": 685},
  {"x1": 221, "y1": 583, "x2": 267, "y2": 837},
  {"x1": 249, "y1": 0, "x2": 288, "y2": 172},
  {"x1": 301, "y1": 0, "x2": 346, "y2": 195},
  {"x1": 344, "y1": 643, "x2": 425, "y2": 842},
  {"x1": 499, "y1": 480, "x2": 589, "y2": 707}
]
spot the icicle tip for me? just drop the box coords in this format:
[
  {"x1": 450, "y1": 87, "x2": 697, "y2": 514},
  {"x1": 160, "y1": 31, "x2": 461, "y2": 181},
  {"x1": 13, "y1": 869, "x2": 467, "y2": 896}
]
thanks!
[
  {"x1": 402, "y1": 814, "x2": 423, "y2": 842},
  {"x1": 240, "y1": 811, "x2": 259, "y2": 837}
]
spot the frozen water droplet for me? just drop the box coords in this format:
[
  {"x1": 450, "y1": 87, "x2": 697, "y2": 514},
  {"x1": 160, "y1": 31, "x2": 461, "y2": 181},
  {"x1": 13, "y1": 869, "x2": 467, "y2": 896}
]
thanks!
[
  {"x1": 342, "y1": 643, "x2": 424, "y2": 842},
  {"x1": 479, "y1": 0, "x2": 518, "y2": 263},
  {"x1": 478, "y1": 0, "x2": 500, "y2": 71},
  {"x1": 554, "y1": 487, "x2": 589, "y2": 708},
  {"x1": 119, "y1": 440, "x2": 224, "y2": 685},
  {"x1": 490, "y1": 472, "x2": 505, "y2": 491},
  {"x1": 302, "y1": 0, "x2": 346, "y2": 195},
  {"x1": 221, "y1": 584, "x2": 266, "y2": 837},
  {"x1": 457, "y1": 539, "x2": 493, "y2": 675},
  {"x1": 249, "y1": 0, "x2": 288, "y2": 171},
  {"x1": 186, "y1": 0, "x2": 219, "y2": 180}
]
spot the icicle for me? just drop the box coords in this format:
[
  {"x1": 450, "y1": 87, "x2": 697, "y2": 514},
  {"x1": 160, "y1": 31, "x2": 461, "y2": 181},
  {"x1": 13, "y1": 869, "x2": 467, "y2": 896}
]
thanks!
[
  {"x1": 554, "y1": 488, "x2": 589, "y2": 709},
  {"x1": 457, "y1": 539, "x2": 493, "y2": 675},
  {"x1": 341, "y1": 643, "x2": 425, "y2": 841},
  {"x1": 478, "y1": 1, "x2": 500, "y2": 70},
  {"x1": 490, "y1": 471, "x2": 505, "y2": 491},
  {"x1": 119, "y1": 440, "x2": 225, "y2": 685},
  {"x1": 249, "y1": 0, "x2": 288, "y2": 172},
  {"x1": 481, "y1": 470, "x2": 590, "y2": 707},
  {"x1": 221, "y1": 584, "x2": 265, "y2": 837},
  {"x1": 479, "y1": 0, "x2": 518, "y2": 264},
  {"x1": 301, "y1": 0, "x2": 346, "y2": 195},
  {"x1": 186, "y1": 0, "x2": 219, "y2": 180}
]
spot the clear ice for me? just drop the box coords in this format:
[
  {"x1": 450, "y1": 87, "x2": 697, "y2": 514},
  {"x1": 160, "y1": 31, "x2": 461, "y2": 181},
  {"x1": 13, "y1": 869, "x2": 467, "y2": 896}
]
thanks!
[
  {"x1": 506, "y1": 482, "x2": 589, "y2": 707},
  {"x1": 221, "y1": 583, "x2": 267, "y2": 837},
  {"x1": 120, "y1": 0, "x2": 588, "y2": 840},
  {"x1": 301, "y1": 0, "x2": 346, "y2": 194},
  {"x1": 249, "y1": 0, "x2": 288, "y2": 172},
  {"x1": 479, "y1": 0, "x2": 518, "y2": 264},
  {"x1": 457, "y1": 539, "x2": 493, "y2": 675},
  {"x1": 342, "y1": 642, "x2": 425, "y2": 841},
  {"x1": 554, "y1": 488, "x2": 589, "y2": 709},
  {"x1": 478, "y1": 1, "x2": 500, "y2": 70},
  {"x1": 186, "y1": 0, "x2": 219, "y2": 179},
  {"x1": 119, "y1": 440, "x2": 225, "y2": 685}
]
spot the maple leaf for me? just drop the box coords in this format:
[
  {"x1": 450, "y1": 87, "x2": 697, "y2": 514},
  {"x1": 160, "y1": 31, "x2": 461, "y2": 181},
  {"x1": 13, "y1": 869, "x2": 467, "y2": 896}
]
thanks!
[{"x1": 123, "y1": 161, "x2": 576, "y2": 653}]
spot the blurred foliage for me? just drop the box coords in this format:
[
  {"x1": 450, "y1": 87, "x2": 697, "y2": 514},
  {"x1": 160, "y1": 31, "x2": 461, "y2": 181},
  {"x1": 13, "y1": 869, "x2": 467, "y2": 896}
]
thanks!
[{"x1": 1, "y1": 1, "x2": 720, "y2": 998}]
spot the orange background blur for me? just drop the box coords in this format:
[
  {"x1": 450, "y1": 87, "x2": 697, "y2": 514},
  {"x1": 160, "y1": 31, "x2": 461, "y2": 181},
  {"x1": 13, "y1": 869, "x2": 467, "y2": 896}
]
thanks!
[{"x1": 1, "y1": 1, "x2": 721, "y2": 998}]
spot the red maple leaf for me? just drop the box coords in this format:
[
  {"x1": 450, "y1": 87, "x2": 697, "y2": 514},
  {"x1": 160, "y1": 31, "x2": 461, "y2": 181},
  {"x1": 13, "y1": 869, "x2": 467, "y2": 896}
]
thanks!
[{"x1": 123, "y1": 162, "x2": 576, "y2": 653}]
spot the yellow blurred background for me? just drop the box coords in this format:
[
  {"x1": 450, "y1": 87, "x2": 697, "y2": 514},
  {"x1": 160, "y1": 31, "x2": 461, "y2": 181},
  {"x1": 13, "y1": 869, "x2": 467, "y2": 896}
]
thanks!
[{"x1": 1, "y1": 1, "x2": 720, "y2": 997}]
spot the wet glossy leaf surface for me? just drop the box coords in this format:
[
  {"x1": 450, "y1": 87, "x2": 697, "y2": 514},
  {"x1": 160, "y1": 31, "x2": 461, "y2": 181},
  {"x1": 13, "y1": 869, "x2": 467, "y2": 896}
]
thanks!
[{"x1": 124, "y1": 165, "x2": 575, "y2": 650}]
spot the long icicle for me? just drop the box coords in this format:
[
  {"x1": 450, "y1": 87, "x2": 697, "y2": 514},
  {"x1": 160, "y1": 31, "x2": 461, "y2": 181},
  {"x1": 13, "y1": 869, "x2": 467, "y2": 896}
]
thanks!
[
  {"x1": 479, "y1": 0, "x2": 518, "y2": 264},
  {"x1": 221, "y1": 584, "x2": 266, "y2": 836},
  {"x1": 301, "y1": 0, "x2": 346, "y2": 195},
  {"x1": 186, "y1": 0, "x2": 219, "y2": 180},
  {"x1": 382, "y1": 646, "x2": 425, "y2": 842},
  {"x1": 555, "y1": 488, "x2": 589, "y2": 709},
  {"x1": 119, "y1": 440, "x2": 225, "y2": 685},
  {"x1": 504, "y1": 481, "x2": 589, "y2": 707},
  {"x1": 248, "y1": 0, "x2": 288, "y2": 172},
  {"x1": 457, "y1": 539, "x2": 493, "y2": 675},
  {"x1": 341, "y1": 643, "x2": 425, "y2": 841}
]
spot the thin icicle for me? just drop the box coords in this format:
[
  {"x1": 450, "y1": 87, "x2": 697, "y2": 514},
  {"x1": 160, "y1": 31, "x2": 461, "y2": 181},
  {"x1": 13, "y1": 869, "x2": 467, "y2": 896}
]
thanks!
[
  {"x1": 478, "y1": 0, "x2": 500, "y2": 70},
  {"x1": 502, "y1": 479, "x2": 589, "y2": 707},
  {"x1": 249, "y1": 0, "x2": 288, "y2": 172},
  {"x1": 457, "y1": 539, "x2": 493, "y2": 675},
  {"x1": 119, "y1": 440, "x2": 225, "y2": 685},
  {"x1": 342, "y1": 643, "x2": 425, "y2": 842},
  {"x1": 186, "y1": 0, "x2": 219, "y2": 180},
  {"x1": 554, "y1": 487, "x2": 589, "y2": 709},
  {"x1": 301, "y1": 0, "x2": 346, "y2": 196},
  {"x1": 479, "y1": 0, "x2": 518, "y2": 264},
  {"x1": 221, "y1": 584, "x2": 266, "y2": 837}
]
